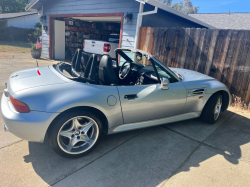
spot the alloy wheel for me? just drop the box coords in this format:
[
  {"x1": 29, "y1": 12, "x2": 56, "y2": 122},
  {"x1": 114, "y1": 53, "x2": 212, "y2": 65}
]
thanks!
[
  {"x1": 57, "y1": 116, "x2": 99, "y2": 154},
  {"x1": 214, "y1": 95, "x2": 222, "y2": 120}
]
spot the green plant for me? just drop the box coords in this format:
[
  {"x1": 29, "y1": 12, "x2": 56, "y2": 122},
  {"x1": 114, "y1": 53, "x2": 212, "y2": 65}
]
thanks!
[
  {"x1": 33, "y1": 22, "x2": 42, "y2": 39},
  {"x1": 31, "y1": 44, "x2": 41, "y2": 51},
  {"x1": 28, "y1": 22, "x2": 42, "y2": 43}
]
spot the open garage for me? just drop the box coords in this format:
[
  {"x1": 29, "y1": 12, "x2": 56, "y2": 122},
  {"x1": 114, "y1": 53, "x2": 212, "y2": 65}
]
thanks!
[{"x1": 26, "y1": 0, "x2": 212, "y2": 60}]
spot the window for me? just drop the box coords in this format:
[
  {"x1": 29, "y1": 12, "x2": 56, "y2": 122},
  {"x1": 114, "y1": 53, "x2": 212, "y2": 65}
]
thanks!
[{"x1": 154, "y1": 62, "x2": 178, "y2": 83}]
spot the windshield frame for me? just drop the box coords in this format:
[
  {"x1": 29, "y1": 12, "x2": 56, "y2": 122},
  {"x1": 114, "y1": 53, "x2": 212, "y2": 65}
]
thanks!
[
  {"x1": 151, "y1": 56, "x2": 181, "y2": 82},
  {"x1": 116, "y1": 48, "x2": 181, "y2": 82}
]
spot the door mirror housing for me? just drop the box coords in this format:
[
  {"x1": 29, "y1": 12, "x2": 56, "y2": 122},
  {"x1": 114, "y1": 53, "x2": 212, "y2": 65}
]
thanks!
[{"x1": 161, "y1": 78, "x2": 169, "y2": 90}]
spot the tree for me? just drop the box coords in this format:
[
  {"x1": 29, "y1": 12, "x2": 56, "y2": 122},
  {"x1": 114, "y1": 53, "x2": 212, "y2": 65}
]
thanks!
[
  {"x1": 158, "y1": 0, "x2": 199, "y2": 14},
  {"x1": 28, "y1": 22, "x2": 42, "y2": 43},
  {"x1": 160, "y1": 0, "x2": 172, "y2": 6},
  {"x1": 0, "y1": 0, "x2": 30, "y2": 13}
]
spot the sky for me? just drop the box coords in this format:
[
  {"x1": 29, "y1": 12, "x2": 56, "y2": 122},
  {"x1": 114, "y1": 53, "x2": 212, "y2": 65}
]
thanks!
[{"x1": 187, "y1": 0, "x2": 250, "y2": 13}]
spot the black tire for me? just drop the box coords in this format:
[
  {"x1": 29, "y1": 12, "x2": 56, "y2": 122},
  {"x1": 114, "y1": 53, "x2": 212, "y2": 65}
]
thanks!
[
  {"x1": 200, "y1": 93, "x2": 222, "y2": 124},
  {"x1": 48, "y1": 110, "x2": 103, "y2": 158}
]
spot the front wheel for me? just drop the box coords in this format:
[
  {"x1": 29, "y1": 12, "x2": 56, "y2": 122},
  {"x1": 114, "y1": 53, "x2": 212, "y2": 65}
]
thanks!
[
  {"x1": 48, "y1": 111, "x2": 103, "y2": 158},
  {"x1": 201, "y1": 93, "x2": 222, "y2": 124}
]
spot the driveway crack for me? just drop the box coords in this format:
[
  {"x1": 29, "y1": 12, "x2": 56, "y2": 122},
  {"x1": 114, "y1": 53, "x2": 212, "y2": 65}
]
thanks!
[
  {"x1": 160, "y1": 112, "x2": 236, "y2": 186},
  {"x1": 0, "y1": 140, "x2": 23, "y2": 150}
]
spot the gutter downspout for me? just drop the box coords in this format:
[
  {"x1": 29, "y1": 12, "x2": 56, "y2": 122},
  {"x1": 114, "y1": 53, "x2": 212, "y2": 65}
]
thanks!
[{"x1": 134, "y1": 3, "x2": 158, "y2": 48}]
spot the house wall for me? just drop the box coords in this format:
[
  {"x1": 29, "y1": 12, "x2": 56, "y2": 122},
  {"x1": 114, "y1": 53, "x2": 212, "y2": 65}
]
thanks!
[
  {"x1": 7, "y1": 14, "x2": 39, "y2": 29},
  {"x1": 141, "y1": 4, "x2": 206, "y2": 28},
  {"x1": 42, "y1": 0, "x2": 139, "y2": 58}
]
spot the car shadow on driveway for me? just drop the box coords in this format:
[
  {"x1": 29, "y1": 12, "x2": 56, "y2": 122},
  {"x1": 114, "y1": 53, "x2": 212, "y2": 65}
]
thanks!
[{"x1": 23, "y1": 111, "x2": 250, "y2": 187}]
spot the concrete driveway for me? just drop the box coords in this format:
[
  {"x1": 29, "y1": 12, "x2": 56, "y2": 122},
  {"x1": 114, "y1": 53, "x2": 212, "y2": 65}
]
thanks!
[{"x1": 0, "y1": 54, "x2": 250, "y2": 187}]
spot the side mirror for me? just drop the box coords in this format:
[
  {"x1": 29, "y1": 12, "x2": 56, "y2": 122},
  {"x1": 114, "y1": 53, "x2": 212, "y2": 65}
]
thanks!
[{"x1": 161, "y1": 78, "x2": 169, "y2": 90}]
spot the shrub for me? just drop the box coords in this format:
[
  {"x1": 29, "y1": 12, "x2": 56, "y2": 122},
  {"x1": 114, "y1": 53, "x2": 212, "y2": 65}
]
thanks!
[
  {"x1": 28, "y1": 22, "x2": 42, "y2": 43},
  {"x1": 31, "y1": 44, "x2": 41, "y2": 51},
  {"x1": 231, "y1": 94, "x2": 250, "y2": 111}
]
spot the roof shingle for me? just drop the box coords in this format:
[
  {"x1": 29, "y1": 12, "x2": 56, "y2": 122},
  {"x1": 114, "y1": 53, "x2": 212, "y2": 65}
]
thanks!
[{"x1": 189, "y1": 13, "x2": 250, "y2": 30}]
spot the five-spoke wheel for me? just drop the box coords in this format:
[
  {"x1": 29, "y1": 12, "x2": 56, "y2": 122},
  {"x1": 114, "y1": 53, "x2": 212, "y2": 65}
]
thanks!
[
  {"x1": 57, "y1": 116, "x2": 99, "y2": 154},
  {"x1": 201, "y1": 93, "x2": 223, "y2": 124},
  {"x1": 49, "y1": 111, "x2": 102, "y2": 158},
  {"x1": 214, "y1": 95, "x2": 222, "y2": 121}
]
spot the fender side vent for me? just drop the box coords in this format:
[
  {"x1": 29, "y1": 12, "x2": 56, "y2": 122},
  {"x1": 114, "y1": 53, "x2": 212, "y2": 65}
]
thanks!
[{"x1": 187, "y1": 88, "x2": 206, "y2": 97}]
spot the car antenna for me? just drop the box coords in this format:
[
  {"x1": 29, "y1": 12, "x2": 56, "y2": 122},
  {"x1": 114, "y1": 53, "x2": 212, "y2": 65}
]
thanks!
[{"x1": 36, "y1": 59, "x2": 39, "y2": 67}]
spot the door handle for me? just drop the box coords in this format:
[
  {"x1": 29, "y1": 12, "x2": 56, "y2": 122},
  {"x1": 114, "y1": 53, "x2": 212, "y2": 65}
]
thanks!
[{"x1": 124, "y1": 94, "x2": 138, "y2": 100}]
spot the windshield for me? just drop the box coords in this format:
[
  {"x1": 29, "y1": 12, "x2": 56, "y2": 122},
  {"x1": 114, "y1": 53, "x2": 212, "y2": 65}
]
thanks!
[
  {"x1": 118, "y1": 49, "x2": 179, "y2": 83},
  {"x1": 119, "y1": 50, "x2": 151, "y2": 66}
]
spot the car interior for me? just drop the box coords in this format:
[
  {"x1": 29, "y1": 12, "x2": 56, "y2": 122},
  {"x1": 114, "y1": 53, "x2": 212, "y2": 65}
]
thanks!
[{"x1": 55, "y1": 48, "x2": 178, "y2": 86}]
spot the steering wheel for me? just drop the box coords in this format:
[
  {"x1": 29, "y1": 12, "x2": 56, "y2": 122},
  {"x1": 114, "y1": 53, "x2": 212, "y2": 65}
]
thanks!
[{"x1": 119, "y1": 61, "x2": 131, "y2": 79}]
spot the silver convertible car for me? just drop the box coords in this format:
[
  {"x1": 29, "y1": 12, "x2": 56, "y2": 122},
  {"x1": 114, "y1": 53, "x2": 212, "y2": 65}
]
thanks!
[{"x1": 1, "y1": 48, "x2": 231, "y2": 158}]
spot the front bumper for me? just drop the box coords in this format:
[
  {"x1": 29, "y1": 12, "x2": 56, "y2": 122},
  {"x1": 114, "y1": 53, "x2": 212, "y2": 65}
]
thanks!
[{"x1": 1, "y1": 93, "x2": 58, "y2": 142}]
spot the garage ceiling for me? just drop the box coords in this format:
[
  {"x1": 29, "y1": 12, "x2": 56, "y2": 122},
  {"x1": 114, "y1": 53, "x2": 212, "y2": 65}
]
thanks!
[{"x1": 71, "y1": 16, "x2": 121, "y2": 22}]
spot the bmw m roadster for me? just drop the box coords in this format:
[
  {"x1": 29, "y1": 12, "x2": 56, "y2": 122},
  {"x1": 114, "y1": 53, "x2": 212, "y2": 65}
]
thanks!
[{"x1": 1, "y1": 48, "x2": 231, "y2": 158}]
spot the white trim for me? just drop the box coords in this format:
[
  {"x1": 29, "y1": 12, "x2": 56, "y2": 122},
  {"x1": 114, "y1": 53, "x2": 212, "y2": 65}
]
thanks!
[{"x1": 134, "y1": 3, "x2": 158, "y2": 48}]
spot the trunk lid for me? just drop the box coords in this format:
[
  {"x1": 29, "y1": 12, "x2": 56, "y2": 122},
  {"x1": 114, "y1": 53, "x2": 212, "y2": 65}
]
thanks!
[{"x1": 7, "y1": 66, "x2": 66, "y2": 95}]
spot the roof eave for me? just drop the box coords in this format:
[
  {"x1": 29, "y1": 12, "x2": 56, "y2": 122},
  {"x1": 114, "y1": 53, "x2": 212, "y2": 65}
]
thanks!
[
  {"x1": 145, "y1": 0, "x2": 215, "y2": 29},
  {"x1": 0, "y1": 13, "x2": 37, "y2": 20}
]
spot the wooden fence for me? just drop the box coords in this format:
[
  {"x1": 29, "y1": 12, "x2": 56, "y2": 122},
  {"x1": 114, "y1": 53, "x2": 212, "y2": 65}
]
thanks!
[
  {"x1": 138, "y1": 27, "x2": 250, "y2": 104},
  {"x1": 0, "y1": 27, "x2": 35, "y2": 42}
]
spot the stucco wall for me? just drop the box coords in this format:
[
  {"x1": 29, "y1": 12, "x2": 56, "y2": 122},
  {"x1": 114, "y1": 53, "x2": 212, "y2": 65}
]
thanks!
[
  {"x1": 41, "y1": 0, "x2": 139, "y2": 58},
  {"x1": 7, "y1": 14, "x2": 39, "y2": 29}
]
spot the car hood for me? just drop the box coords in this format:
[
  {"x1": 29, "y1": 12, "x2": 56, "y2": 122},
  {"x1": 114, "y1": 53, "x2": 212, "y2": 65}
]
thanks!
[
  {"x1": 7, "y1": 66, "x2": 67, "y2": 95},
  {"x1": 170, "y1": 68, "x2": 214, "y2": 82}
]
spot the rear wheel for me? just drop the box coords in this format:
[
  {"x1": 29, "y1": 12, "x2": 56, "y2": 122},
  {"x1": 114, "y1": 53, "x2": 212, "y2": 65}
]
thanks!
[
  {"x1": 48, "y1": 110, "x2": 103, "y2": 158},
  {"x1": 201, "y1": 93, "x2": 222, "y2": 124}
]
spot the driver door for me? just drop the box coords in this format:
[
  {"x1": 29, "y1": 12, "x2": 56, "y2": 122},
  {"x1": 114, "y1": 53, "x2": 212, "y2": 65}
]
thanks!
[{"x1": 117, "y1": 61, "x2": 187, "y2": 124}]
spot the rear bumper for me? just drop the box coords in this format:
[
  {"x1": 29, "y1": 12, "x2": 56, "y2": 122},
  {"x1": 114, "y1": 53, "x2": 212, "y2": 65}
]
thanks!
[{"x1": 1, "y1": 93, "x2": 58, "y2": 143}]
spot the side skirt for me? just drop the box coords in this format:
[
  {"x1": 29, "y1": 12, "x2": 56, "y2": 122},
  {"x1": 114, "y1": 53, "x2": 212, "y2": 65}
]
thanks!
[{"x1": 108, "y1": 112, "x2": 200, "y2": 134}]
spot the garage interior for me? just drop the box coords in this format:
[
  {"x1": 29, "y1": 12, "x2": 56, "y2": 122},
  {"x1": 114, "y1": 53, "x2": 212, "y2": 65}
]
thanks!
[{"x1": 52, "y1": 16, "x2": 122, "y2": 60}]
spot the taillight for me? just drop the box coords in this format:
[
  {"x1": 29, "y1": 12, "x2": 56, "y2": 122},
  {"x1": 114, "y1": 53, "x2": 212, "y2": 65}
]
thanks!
[
  {"x1": 9, "y1": 95, "x2": 30, "y2": 113},
  {"x1": 83, "y1": 41, "x2": 85, "y2": 49},
  {"x1": 103, "y1": 43, "x2": 111, "y2": 52}
]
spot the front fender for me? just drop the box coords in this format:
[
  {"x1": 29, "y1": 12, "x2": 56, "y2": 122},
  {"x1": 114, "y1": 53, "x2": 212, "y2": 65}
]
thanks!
[{"x1": 181, "y1": 79, "x2": 231, "y2": 113}]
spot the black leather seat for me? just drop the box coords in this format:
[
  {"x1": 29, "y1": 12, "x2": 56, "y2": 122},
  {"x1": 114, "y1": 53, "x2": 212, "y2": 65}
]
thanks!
[{"x1": 99, "y1": 55, "x2": 119, "y2": 85}]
